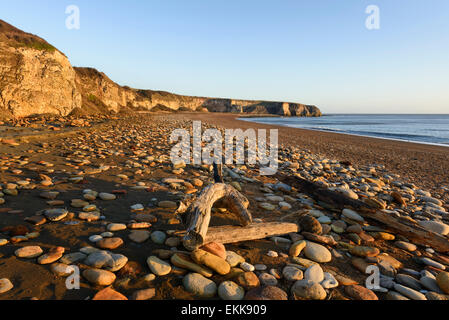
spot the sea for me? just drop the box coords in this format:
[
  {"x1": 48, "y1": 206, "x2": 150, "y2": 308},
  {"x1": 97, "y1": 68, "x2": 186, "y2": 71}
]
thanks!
[{"x1": 240, "y1": 114, "x2": 449, "y2": 147}]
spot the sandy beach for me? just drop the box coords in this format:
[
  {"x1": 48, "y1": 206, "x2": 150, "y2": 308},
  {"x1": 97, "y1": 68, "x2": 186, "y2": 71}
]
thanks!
[{"x1": 0, "y1": 113, "x2": 448, "y2": 300}]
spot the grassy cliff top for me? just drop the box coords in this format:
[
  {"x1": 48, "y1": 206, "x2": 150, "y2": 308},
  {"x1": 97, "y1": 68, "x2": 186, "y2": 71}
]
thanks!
[{"x1": 0, "y1": 19, "x2": 57, "y2": 53}]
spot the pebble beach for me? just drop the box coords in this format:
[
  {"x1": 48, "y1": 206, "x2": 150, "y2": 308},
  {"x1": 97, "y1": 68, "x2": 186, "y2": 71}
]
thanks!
[{"x1": 0, "y1": 112, "x2": 449, "y2": 300}]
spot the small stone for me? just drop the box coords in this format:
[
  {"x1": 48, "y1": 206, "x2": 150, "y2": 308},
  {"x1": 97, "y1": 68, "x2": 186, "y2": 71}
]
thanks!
[
  {"x1": 0, "y1": 279, "x2": 13, "y2": 294},
  {"x1": 395, "y1": 241, "x2": 417, "y2": 252},
  {"x1": 258, "y1": 273, "x2": 278, "y2": 286},
  {"x1": 349, "y1": 245, "x2": 380, "y2": 258},
  {"x1": 183, "y1": 273, "x2": 217, "y2": 298},
  {"x1": 200, "y1": 242, "x2": 226, "y2": 260},
  {"x1": 342, "y1": 209, "x2": 364, "y2": 222},
  {"x1": 418, "y1": 220, "x2": 449, "y2": 236},
  {"x1": 304, "y1": 264, "x2": 324, "y2": 283},
  {"x1": 266, "y1": 250, "x2": 278, "y2": 257},
  {"x1": 321, "y1": 272, "x2": 339, "y2": 289},
  {"x1": 394, "y1": 283, "x2": 427, "y2": 300},
  {"x1": 38, "y1": 247, "x2": 65, "y2": 264},
  {"x1": 346, "y1": 224, "x2": 363, "y2": 234},
  {"x1": 226, "y1": 251, "x2": 245, "y2": 267},
  {"x1": 292, "y1": 279, "x2": 327, "y2": 300},
  {"x1": 218, "y1": 281, "x2": 245, "y2": 300},
  {"x1": 334, "y1": 273, "x2": 358, "y2": 286},
  {"x1": 143, "y1": 274, "x2": 156, "y2": 282},
  {"x1": 378, "y1": 254, "x2": 403, "y2": 269},
  {"x1": 259, "y1": 202, "x2": 276, "y2": 211},
  {"x1": 270, "y1": 268, "x2": 282, "y2": 279},
  {"x1": 436, "y1": 271, "x2": 449, "y2": 294},
  {"x1": 117, "y1": 261, "x2": 144, "y2": 278},
  {"x1": 344, "y1": 285, "x2": 378, "y2": 300},
  {"x1": 83, "y1": 268, "x2": 116, "y2": 286},
  {"x1": 44, "y1": 209, "x2": 68, "y2": 222},
  {"x1": 107, "y1": 223, "x2": 127, "y2": 232},
  {"x1": 236, "y1": 272, "x2": 260, "y2": 290},
  {"x1": 99, "y1": 193, "x2": 116, "y2": 201},
  {"x1": 89, "y1": 235, "x2": 103, "y2": 243},
  {"x1": 15, "y1": 246, "x2": 43, "y2": 258},
  {"x1": 24, "y1": 215, "x2": 47, "y2": 226},
  {"x1": 386, "y1": 291, "x2": 409, "y2": 300},
  {"x1": 80, "y1": 246, "x2": 101, "y2": 254},
  {"x1": 85, "y1": 251, "x2": 128, "y2": 271},
  {"x1": 130, "y1": 204, "x2": 144, "y2": 211},
  {"x1": 396, "y1": 274, "x2": 422, "y2": 291},
  {"x1": 420, "y1": 276, "x2": 443, "y2": 293},
  {"x1": 421, "y1": 257, "x2": 446, "y2": 270},
  {"x1": 40, "y1": 191, "x2": 59, "y2": 200},
  {"x1": 146, "y1": 256, "x2": 172, "y2": 276},
  {"x1": 151, "y1": 231, "x2": 166, "y2": 244},
  {"x1": 240, "y1": 262, "x2": 255, "y2": 272},
  {"x1": 279, "y1": 202, "x2": 292, "y2": 211},
  {"x1": 93, "y1": 287, "x2": 128, "y2": 300},
  {"x1": 51, "y1": 263, "x2": 76, "y2": 277},
  {"x1": 192, "y1": 249, "x2": 231, "y2": 275},
  {"x1": 163, "y1": 237, "x2": 179, "y2": 247},
  {"x1": 289, "y1": 240, "x2": 306, "y2": 257},
  {"x1": 83, "y1": 204, "x2": 98, "y2": 212},
  {"x1": 425, "y1": 292, "x2": 449, "y2": 300},
  {"x1": 131, "y1": 288, "x2": 156, "y2": 300},
  {"x1": 129, "y1": 230, "x2": 150, "y2": 243},
  {"x1": 2, "y1": 225, "x2": 29, "y2": 236},
  {"x1": 101, "y1": 232, "x2": 114, "y2": 238},
  {"x1": 351, "y1": 257, "x2": 374, "y2": 274},
  {"x1": 304, "y1": 241, "x2": 332, "y2": 263},
  {"x1": 71, "y1": 199, "x2": 90, "y2": 208},
  {"x1": 292, "y1": 257, "x2": 318, "y2": 269},
  {"x1": 317, "y1": 216, "x2": 332, "y2": 224},
  {"x1": 298, "y1": 215, "x2": 322, "y2": 234},
  {"x1": 128, "y1": 222, "x2": 152, "y2": 229},
  {"x1": 96, "y1": 237, "x2": 123, "y2": 250},
  {"x1": 78, "y1": 211, "x2": 101, "y2": 221},
  {"x1": 60, "y1": 252, "x2": 87, "y2": 265},
  {"x1": 245, "y1": 286, "x2": 288, "y2": 300},
  {"x1": 158, "y1": 201, "x2": 177, "y2": 208},
  {"x1": 283, "y1": 266, "x2": 304, "y2": 281},
  {"x1": 171, "y1": 253, "x2": 213, "y2": 277}
]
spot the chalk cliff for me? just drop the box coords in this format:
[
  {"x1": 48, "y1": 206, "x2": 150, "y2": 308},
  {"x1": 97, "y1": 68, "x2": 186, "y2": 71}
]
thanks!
[
  {"x1": 0, "y1": 19, "x2": 321, "y2": 119},
  {"x1": 0, "y1": 20, "x2": 81, "y2": 118}
]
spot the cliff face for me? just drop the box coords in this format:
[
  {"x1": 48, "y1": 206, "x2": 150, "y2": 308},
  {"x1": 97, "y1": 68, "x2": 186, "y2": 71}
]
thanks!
[
  {"x1": 0, "y1": 20, "x2": 81, "y2": 118},
  {"x1": 0, "y1": 19, "x2": 321, "y2": 118},
  {"x1": 75, "y1": 67, "x2": 322, "y2": 117}
]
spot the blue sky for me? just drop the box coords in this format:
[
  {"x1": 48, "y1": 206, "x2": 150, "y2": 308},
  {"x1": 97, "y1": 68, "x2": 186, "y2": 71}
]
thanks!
[{"x1": 1, "y1": 0, "x2": 448, "y2": 114}]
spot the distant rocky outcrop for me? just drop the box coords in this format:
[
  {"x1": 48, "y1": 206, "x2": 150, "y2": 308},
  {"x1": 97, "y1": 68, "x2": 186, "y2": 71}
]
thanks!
[
  {"x1": 74, "y1": 67, "x2": 322, "y2": 117},
  {"x1": 0, "y1": 19, "x2": 321, "y2": 119}
]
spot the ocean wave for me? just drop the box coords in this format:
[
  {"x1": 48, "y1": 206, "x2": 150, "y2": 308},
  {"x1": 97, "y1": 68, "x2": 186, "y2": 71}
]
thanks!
[{"x1": 241, "y1": 116, "x2": 449, "y2": 146}]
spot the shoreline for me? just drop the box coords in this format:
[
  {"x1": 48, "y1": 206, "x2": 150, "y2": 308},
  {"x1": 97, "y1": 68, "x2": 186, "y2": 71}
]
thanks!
[
  {"x1": 181, "y1": 113, "x2": 449, "y2": 198},
  {"x1": 239, "y1": 117, "x2": 449, "y2": 148}
]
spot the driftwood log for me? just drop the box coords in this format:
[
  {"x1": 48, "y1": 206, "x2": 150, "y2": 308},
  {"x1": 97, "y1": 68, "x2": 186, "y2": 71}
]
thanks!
[
  {"x1": 203, "y1": 222, "x2": 299, "y2": 245},
  {"x1": 278, "y1": 174, "x2": 449, "y2": 253},
  {"x1": 182, "y1": 183, "x2": 253, "y2": 250},
  {"x1": 182, "y1": 164, "x2": 299, "y2": 250}
]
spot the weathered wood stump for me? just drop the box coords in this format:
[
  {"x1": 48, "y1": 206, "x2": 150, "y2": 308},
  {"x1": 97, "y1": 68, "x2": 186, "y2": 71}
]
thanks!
[{"x1": 183, "y1": 183, "x2": 253, "y2": 251}]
